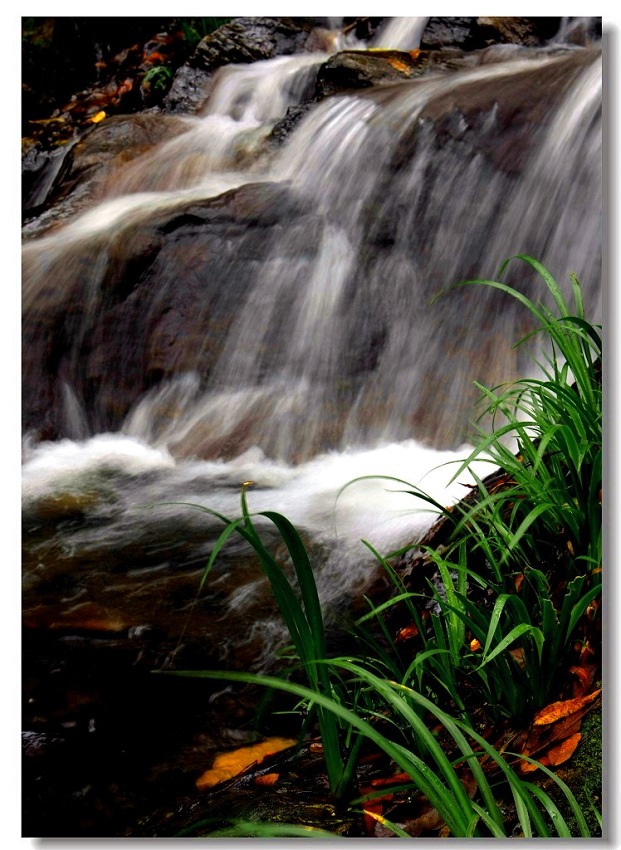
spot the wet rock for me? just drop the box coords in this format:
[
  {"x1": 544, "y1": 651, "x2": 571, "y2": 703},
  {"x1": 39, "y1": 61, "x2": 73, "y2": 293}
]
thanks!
[
  {"x1": 164, "y1": 17, "x2": 318, "y2": 114},
  {"x1": 476, "y1": 17, "x2": 544, "y2": 47},
  {"x1": 22, "y1": 181, "x2": 312, "y2": 443},
  {"x1": 22, "y1": 139, "x2": 75, "y2": 218},
  {"x1": 192, "y1": 17, "x2": 316, "y2": 71},
  {"x1": 313, "y1": 48, "x2": 476, "y2": 99},
  {"x1": 419, "y1": 16, "x2": 562, "y2": 51},
  {"x1": 314, "y1": 49, "x2": 424, "y2": 98},
  {"x1": 160, "y1": 64, "x2": 218, "y2": 115},
  {"x1": 420, "y1": 17, "x2": 479, "y2": 50},
  {"x1": 23, "y1": 113, "x2": 189, "y2": 238}
]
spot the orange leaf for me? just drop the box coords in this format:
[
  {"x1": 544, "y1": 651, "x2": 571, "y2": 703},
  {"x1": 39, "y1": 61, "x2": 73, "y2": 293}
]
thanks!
[
  {"x1": 370, "y1": 771, "x2": 410, "y2": 788},
  {"x1": 533, "y1": 689, "x2": 601, "y2": 726},
  {"x1": 396, "y1": 624, "x2": 418, "y2": 641},
  {"x1": 519, "y1": 752, "x2": 550, "y2": 774},
  {"x1": 547, "y1": 732, "x2": 582, "y2": 766},
  {"x1": 569, "y1": 663, "x2": 597, "y2": 697},
  {"x1": 196, "y1": 737, "x2": 297, "y2": 790},
  {"x1": 254, "y1": 772, "x2": 280, "y2": 786},
  {"x1": 363, "y1": 804, "x2": 383, "y2": 836},
  {"x1": 387, "y1": 57, "x2": 412, "y2": 74}
]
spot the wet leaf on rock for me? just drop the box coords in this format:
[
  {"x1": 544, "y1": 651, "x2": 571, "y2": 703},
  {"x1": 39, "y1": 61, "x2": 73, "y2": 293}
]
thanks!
[{"x1": 196, "y1": 737, "x2": 297, "y2": 791}]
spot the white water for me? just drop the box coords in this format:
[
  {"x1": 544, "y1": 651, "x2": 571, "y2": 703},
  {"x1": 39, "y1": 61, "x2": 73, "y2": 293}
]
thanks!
[{"x1": 22, "y1": 431, "x2": 493, "y2": 621}]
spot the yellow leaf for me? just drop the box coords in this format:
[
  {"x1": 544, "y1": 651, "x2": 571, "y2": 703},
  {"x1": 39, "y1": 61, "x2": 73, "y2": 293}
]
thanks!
[
  {"x1": 196, "y1": 737, "x2": 297, "y2": 790},
  {"x1": 89, "y1": 110, "x2": 106, "y2": 124}
]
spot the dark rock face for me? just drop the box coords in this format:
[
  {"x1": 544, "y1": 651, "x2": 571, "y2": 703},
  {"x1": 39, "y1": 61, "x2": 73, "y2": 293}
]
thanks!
[
  {"x1": 22, "y1": 182, "x2": 311, "y2": 442},
  {"x1": 420, "y1": 17, "x2": 479, "y2": 50}
]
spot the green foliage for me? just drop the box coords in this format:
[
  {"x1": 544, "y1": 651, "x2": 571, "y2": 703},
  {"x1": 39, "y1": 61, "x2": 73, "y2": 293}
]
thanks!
[
  {"x1": 170, "y1": 486, "x2": 350, "y2": 798},
  {"x1": 142, "y1": 65, "x2": 173, "y2": 94},
  {"x1": 168, "y1": 256, "x2": 601, "y2": 836}
]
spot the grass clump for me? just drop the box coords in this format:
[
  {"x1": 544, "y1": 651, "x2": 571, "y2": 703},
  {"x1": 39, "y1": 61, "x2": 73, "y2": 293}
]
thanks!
[{"x1": 169, "y1": 255, "x2": 602, "y2": 837}]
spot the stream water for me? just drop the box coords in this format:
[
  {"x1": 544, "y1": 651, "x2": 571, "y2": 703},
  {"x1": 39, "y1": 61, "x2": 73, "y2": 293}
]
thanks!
[{"x1": 22, "y1": 18, "x2": 602, "y2": 836}]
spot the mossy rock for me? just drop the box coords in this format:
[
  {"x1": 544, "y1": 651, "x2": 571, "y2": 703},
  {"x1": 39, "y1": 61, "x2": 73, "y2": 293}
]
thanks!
[{"x1": 537, "y1": 703, "x2": 602, "y2": 836}]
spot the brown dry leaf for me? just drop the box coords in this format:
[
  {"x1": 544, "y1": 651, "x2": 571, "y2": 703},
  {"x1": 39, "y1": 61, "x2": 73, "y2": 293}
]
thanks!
[
  {"x1": 509, "y1": 647, "x2": 526, "y2": 668},
  {"x1": 569, "y1": 663, "x2": 598, "y2": 697},
  {"x1": 196, "y1": 736, "x2": 297, "y2": 791},
  {"x1": 370, "y1": 771, "x2": 411, "y2": 789},
  {"x1": 533, "y1": 688, "x2": 601, "y2": 726},
  {"x1": 547, "y1": 732, "x2": 582, "y2": 766}
]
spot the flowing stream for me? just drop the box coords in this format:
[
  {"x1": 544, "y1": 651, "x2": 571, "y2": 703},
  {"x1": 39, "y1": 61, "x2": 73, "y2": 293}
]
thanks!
[{"x1": 22, "y1": 18, "x2": 602, "y2": 835}]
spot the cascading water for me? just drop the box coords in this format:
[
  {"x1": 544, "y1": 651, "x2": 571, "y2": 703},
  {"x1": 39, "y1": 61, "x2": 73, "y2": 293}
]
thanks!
[
  {"x1": 21, "y1": 16, "x2": 602, "y2": 837},
  {"x1": 371, "y1": 16, "x2": 429, "y2": 49},
  {"x1": 22, "y1": 22, "x2": 602, "y2": 653}
]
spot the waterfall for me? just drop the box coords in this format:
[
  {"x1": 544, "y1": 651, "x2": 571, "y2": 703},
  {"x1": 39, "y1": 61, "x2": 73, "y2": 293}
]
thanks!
[{"x1": 22, "y1": 24, "x2": 602, "y2": 650}]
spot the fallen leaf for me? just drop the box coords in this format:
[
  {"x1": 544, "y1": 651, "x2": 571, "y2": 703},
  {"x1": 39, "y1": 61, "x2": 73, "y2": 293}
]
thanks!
[
  {"x1": 547, "y1": 732, "x2": 582, "y2": 766},
  {"x1": 196, "y1": 737, "x2": 297, "y2": 790},
  {"x1": 363, "y1": 804, "x2": 383, "y2": 836},
  {"x1": 396, "y1": 624, "x2": 418, "y2": 641},
  {"x1": 569, "y1": 663, "x2": 598, "y2": 697},
  {"x1": 533, "y1": 688, "x2": 601, "y2": 726},
  {"x1": 519, "y1": 753, "x2": 550, "y2": 774},
  {"x1": 370, "y1": 771, "x2": 411, "y2": 788},
  {"x1": 254, "y1": 772, "x2": 280, "y2": 786},
  {"x1": 509, "y1": 647, "x2": 526, "y2": 668},
  {"x1": 89, "y1": 110, "x2": 106, "y2": 124},
  {"x1": 387, "y1": 57, "x2": 412, "y2": 74}
]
